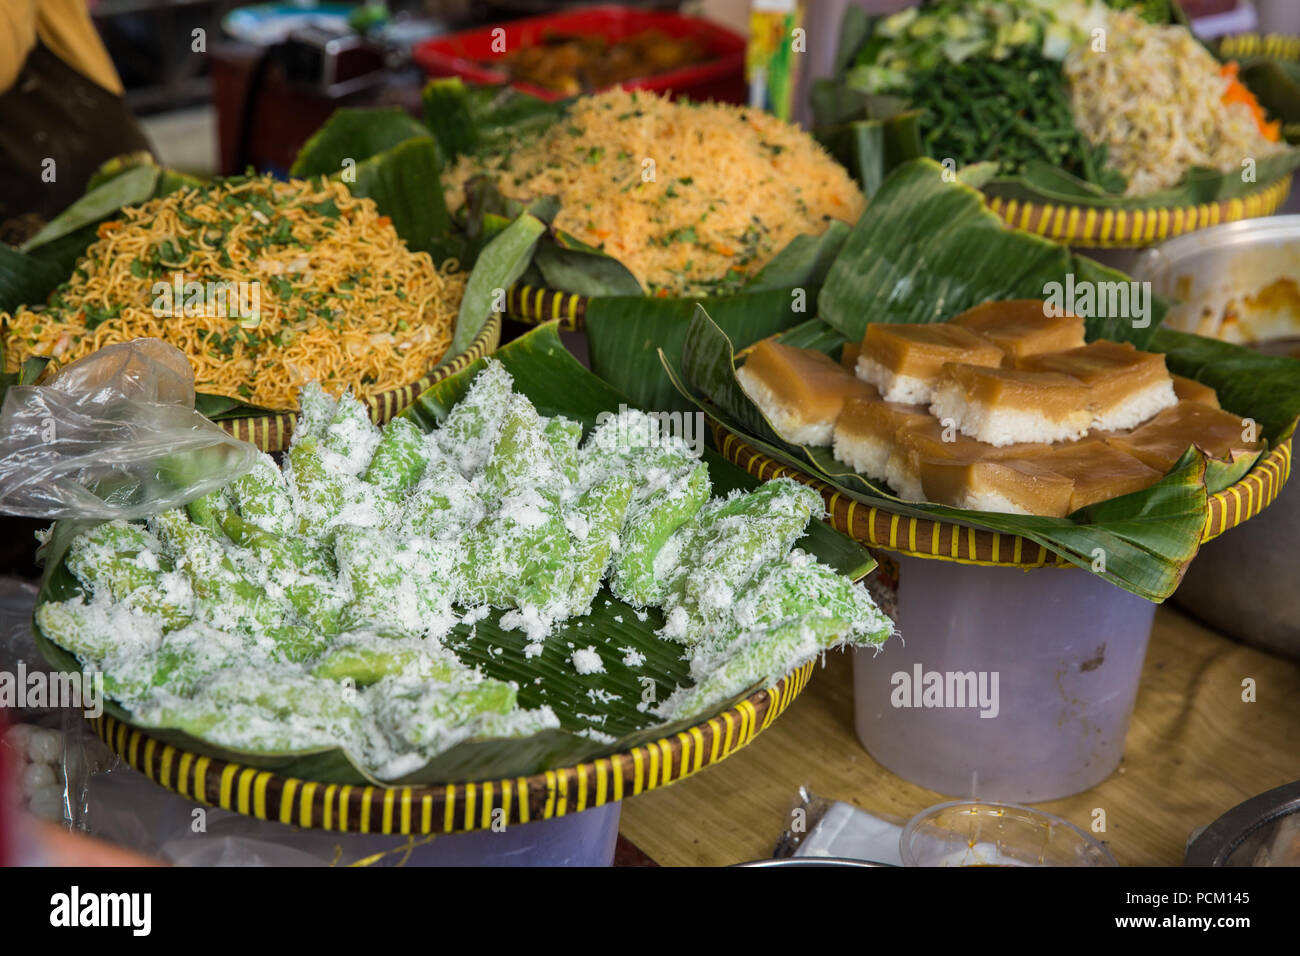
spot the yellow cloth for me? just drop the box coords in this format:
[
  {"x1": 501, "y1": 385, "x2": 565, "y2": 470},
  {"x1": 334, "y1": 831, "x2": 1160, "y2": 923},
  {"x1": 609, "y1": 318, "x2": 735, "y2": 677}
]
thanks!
[{"x1": 1, "y1": 0, "x2": 124, "y2": 95}]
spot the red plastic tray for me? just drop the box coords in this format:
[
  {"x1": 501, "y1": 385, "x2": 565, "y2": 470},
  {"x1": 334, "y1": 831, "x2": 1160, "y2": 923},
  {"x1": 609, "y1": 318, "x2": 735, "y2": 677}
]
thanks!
[{"x1": 413, "y1": 5, "x2": 747, "y2": 104}]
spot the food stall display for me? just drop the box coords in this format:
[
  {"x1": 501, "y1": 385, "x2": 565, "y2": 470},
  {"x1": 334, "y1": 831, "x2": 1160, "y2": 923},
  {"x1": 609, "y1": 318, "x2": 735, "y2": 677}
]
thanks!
[
  {"x1": 3, "y1": 175, "x2": 463, "y2": 413},
  {"x1": 675, "y1": 158, "x2": 1299, "y2": 801},
  {"x1": 0, "y1": 125, "x2": 512, "y2": 451},
  {"x1": 0, "y1": 0, "x2": 1297, "y2": 874},
  {"x1": 9, "y1": 320, "x2": 886, "y2": 844}
]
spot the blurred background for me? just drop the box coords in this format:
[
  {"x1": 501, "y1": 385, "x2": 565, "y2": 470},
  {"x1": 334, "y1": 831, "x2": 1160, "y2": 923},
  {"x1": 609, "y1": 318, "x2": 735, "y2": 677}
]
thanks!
[{"x1": 15, "y1": 1, "x2": 1295, "y2": 181}]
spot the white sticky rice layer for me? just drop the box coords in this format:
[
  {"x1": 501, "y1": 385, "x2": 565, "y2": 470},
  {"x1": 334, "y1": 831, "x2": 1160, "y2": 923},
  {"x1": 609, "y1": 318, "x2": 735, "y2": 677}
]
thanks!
[
  {"x1": 883, "y1": 450, "x2": 925, "y2": 501},
  {"x1": 737, "y1": 365, "x2": 834, "y2": 446},
  {"x1": 952, "y1": 486, "x2": 1035, "y2": 516},
  {"x1": 856, "y1": 354, "x2": 933, "y2": 405},
  {"x1": 930, "y1": 384, "x2": 1091, "y2": 446},
  {"x1": 1091, "y1": 379, "x2": 1177, "y2": 432},
  {"x1": 832, "y1": 427, "x2": 893, "y2": 484}
]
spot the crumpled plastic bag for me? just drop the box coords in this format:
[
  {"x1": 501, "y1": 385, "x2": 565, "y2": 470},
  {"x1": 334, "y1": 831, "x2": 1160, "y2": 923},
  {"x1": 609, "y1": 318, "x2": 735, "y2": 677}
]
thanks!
[
  {"x1": 0, "y1": 339, "x2": 257, "y2": 519},
  {"x1": 0, "y1": 577, "x2": 116, "y2": 829}
]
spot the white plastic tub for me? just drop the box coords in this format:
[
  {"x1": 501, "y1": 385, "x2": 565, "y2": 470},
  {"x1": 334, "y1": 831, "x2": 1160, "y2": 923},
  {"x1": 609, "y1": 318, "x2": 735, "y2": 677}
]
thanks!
[{"x1": 853, "y1": 554, "x2": 1157, "y2": 802}]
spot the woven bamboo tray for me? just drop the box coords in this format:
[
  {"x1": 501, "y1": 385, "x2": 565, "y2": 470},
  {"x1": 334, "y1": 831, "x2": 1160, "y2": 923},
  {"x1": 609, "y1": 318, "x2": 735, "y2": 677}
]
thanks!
[
  {"x1": 504, "y1": 285, "x2": 588, "y2": 331},
  {"x1": 984, "y1": 175, "x2": 1293, "y2": 249},
  {"x1": 711, "y1": 422, "x2": 1293, "y2": 569},
  {"x1": 86, "y1": 660, "x2": 815, "y2": 835},
  {"x1": 216, "y1": 315, "x2": 502, "y2": 453},
  {"x1": 1217, "y1": 32, "x2": 1300, "y2": 61}
]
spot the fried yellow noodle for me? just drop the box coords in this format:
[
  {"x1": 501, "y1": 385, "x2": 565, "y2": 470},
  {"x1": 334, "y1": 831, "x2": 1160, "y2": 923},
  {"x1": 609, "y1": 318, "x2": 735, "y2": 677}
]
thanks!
[{"x1": 1, "y1": 175, "x2": 464, "y2": 412}]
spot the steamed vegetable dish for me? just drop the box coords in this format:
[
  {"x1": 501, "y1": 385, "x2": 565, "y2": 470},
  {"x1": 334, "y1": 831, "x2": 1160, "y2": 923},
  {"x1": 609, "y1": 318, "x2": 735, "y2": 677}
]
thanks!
[
  {"x1": 441, "y1": 87, "x2": 865, "y2": 297},
  {"x1": 35, "y1": 361, "x2": 891, "y2": 779},
  {"x1": 841, "y1": 1, "x2": 1286, "y2": 196}
]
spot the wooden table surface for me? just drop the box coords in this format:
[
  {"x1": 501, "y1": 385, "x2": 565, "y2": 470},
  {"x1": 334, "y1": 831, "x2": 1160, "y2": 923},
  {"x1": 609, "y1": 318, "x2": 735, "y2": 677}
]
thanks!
[{"x1": 618, "y1": 605, "x2": 1300, "y2": 866}]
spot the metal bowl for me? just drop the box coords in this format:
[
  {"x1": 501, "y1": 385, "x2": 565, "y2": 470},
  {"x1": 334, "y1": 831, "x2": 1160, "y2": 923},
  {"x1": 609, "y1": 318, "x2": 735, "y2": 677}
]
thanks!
[
  {"x1": 1133, "y1": 218, "x2": 1300, "y2": 661},
  {"x1": 1185, "y1": 781, "x2": 1300, "y2": 866},
  {"x1": 1134, "y1": 215, "x2": 1300, "y2": 344}
]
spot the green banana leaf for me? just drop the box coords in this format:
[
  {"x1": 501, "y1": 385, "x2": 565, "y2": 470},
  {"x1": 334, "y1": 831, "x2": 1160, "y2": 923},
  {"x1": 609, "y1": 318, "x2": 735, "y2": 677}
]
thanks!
[
  {"x1": 979, "y1": 151, "x2": 1300, "y2": 208},
  {"x1": 84, "y1": 151, "x2": 203, "y2": 197},
  {"x1": 16, "y1": 156, "x2": 181, "y2": 282},
  {"x1": 0, "y1": 354, "x2": 49, "y2": 393},
  {"x1": 340, "y1": 136, "x2": 451, "y2": 256},
  {"x1": 291, "y1": 107, "x2": 452, "y2": 255},
  {"x1": 192, "y1": 394, "x2": 245, "y2": 419},
  {"x1": 460, "y1": 177, "x2": 560, "y2": 231},
  {"x1": 815, "y1": 112, "x2": 926, "y2": 199},
  {"x1": 453, "y1": 176, "x2": 641, "y2": 297},
  {"x1": 450, "y1": 212, "x2": 546, "y2": 357},
  {"x1": 34, "y1": 321, "x2": 875, "y2": 786},
  {"x1": 583, "y1": 287, "x2": 809, "y2": 414},
  {"x1": 744, "y1": 221, "x2": 851, "y2": 292},
  {"x1": 19, "y1": 154, "x2": 198, "y2": 278},
  {"x1": 421, "y1": 78, "x2": 569, "y2": 165},
  {"x1": 833, "y1": 2, "x2": 875, "y2": 75},
  {"x1": 819, "y1": 159, "x2": 1168, "y2": 349},
  {"x1": 290, "y1": 107, "x2": 433, "y2": 178},
  {"x1": 20, "y1": 163, "x2": 159, "y2": 254},
  {"x1": 0, "y1": 242, "x2": 64, "y2": 318},
  {"x1": 533, "y1": 230, "x2": 643, "y2": 297},
  {"x1": 422, "y1": 79, "x2": 483, "y2": 163}
]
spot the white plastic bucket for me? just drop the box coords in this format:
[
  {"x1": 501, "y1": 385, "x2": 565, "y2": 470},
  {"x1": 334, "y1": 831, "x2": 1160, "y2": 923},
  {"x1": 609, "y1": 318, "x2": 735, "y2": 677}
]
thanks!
[{"x1": 854, "y1": 554, "x2": 1157, "y2": 802}]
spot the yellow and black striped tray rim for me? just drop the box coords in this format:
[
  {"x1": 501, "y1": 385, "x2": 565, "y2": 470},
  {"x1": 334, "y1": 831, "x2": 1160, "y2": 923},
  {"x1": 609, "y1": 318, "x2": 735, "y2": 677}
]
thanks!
[
  {"x1": 1217, "y1": 32, "x2": 1300, "y2": 62},
  {"x1": 88, "y1": 660, "x2": 814, "y2": 835},
  {"x1": 217, "y1": 316, "x2": 502, "y2": 453},
  {"x1": 504, "y1": 285, "x2": 588, "y2": 332},
  {"x1": 712, "y1": 423, "x2": 1293, "y2": 569},
  {"x1": 985, "y1": 175, "x2": 1293, "y2": 249}
]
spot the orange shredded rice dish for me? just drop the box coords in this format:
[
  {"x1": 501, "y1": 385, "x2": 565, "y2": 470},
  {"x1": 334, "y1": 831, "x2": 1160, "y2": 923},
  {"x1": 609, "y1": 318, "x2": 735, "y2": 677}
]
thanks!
[{"x1": 442, "y1": 88, "x2": 865, "y2": 297}]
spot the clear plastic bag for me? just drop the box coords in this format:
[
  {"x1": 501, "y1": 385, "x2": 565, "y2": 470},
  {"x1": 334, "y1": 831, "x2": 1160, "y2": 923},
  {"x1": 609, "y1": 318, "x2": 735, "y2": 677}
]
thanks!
[
  {"x1": 0, "y1": 339, "x2": 257, "y2": 519},
  {"x1": 765, "y1": 786, "x2": 906, "y2": 865},
  {"x1": 0, "y1": 576, "x2": 116, "y2": 829}
]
